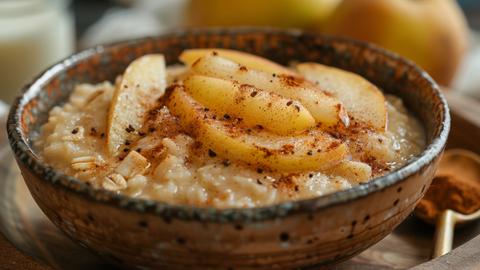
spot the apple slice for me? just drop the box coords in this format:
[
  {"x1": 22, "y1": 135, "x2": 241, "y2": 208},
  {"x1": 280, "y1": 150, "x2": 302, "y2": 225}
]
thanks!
[
  {"x1": 168, "y1": 86, "x2": 347, "y2": 172},
  {"x1": 324, "y1": 160, "x2": 372, "y2": 183},
  {"x1": 184, "y1": 75, "x2": 315, "y2": 135},
  {"x1": 189, "y1": 54, "x2": 349, "y2": 127},
  {"x1": 297, "y1": 63, "x2": 387, "y2": 131},
  {"x1": 180, "y1": 48, "x2": 295, "y2": 75},
  {"x1": 107, "y1": 54, "x2": 167, "y2": 156}
]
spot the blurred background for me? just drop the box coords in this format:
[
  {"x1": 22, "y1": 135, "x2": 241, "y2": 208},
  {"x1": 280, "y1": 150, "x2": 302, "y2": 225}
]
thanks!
[{"x1": 1, "y1": 0, "x2": 479, "y2": 104}]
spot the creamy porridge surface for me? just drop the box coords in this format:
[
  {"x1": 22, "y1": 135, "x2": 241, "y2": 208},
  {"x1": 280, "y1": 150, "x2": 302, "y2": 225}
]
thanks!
[{"x1": 36, "y1": 52, "x2": 425, "y2": 208}]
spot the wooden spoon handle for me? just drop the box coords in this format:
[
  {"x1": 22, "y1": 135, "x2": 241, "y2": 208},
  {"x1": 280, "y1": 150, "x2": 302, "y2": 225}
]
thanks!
[{"x1": 433, "y1": 210, "x2": 456, "y2": 258}]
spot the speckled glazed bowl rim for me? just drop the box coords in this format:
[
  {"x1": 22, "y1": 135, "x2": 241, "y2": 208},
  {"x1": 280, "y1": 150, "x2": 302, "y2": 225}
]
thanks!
[{"x1": 7, "y1": 28, "x2": 450, "y2": 223}]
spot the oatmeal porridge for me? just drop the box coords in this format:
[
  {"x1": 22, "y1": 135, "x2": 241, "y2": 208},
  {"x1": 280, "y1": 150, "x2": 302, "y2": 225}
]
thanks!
[{"x1": 36, "y1": 49, "x2": 425, "y2": 208}]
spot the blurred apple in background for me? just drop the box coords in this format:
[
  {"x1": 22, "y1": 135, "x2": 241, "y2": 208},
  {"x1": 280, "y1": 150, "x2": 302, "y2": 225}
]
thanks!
[
  {"x1": 320, "y1": 0, "x2": 469, "y2": 86},
  {"x1": 184, "y1": 0, "x2": 341, "y2": 28},
  {"x1": 184, "y1": 0, "x2": 469, "y2": 86}
]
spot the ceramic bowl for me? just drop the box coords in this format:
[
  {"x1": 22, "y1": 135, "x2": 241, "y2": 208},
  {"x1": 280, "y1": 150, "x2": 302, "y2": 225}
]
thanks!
[{"x1": 7, "y1": 28, "x2": 450, "y2": 269}]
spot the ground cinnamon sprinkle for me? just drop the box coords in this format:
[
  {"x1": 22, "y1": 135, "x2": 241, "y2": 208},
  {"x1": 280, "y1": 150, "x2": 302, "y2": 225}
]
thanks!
[{"x1": 416, "y1": 174, "x2": 480, "y2": 221}]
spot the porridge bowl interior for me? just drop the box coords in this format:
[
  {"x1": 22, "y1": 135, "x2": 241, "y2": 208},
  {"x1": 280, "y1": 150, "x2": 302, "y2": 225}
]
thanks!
[{"x1": 8, "y1": 29, "x2": 449, "y2": 269}]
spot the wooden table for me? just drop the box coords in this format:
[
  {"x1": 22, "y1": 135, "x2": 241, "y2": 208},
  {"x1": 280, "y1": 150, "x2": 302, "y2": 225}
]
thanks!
[{"x1": 0, "y1": 235, "x2": 48, "y2": 270}]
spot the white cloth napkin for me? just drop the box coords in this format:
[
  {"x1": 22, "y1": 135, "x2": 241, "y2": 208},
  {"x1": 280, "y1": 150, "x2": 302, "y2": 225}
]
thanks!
[
  {"x1": 0, "y1": 101, "x2": 8, "y2": 117},
  {"x1": 0, "y1": 101, "x2": 10, "y2": 158},
  {"x1": 80, "y1": 0, "x2": 186, "y2": 49},
  {"x1": 453, "y1": 33, "x2": 480, "y2": 99}
]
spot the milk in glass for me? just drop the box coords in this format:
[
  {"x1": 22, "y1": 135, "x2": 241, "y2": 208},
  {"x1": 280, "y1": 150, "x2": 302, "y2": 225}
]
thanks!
[{"x1": 0, "y1": 0, "x2": 74, "y2": 103}]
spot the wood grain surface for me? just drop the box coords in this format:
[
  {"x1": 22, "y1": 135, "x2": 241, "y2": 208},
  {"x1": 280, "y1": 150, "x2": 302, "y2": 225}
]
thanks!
[
  {"x1": 411, "y1": 234, "x2": 480, "y2": 270},
  {"x1": 0, "y1": 90, "x2": 479, "y2": 269},
  {"x1": 0, "y1": 234, "x2": 48, "y2": 270}
]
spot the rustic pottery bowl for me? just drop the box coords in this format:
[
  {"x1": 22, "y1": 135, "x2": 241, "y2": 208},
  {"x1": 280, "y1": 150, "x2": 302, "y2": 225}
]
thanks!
[{"x1": 7, "y1": 29, "x2": 449, "y2": 269}]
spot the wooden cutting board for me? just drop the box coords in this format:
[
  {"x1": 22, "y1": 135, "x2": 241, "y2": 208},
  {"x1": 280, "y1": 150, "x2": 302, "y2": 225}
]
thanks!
[{"x1": 0, "y1": 90, "x2": 479, "y2": 269}]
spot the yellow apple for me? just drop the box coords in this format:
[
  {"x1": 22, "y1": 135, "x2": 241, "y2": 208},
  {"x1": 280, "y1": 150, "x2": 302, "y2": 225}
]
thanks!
[
  {"x1": 322, "y1": 0, "x2": 469, "y2": 85},
  {"x1": 183, "y1": 0, "x2": 341, "y2": 28}
]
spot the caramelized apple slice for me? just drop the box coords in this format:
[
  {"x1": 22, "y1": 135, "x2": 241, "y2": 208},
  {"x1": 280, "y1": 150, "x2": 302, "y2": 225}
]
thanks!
[
  {"x1": 107, "y1": 54, "x2": 166, "y2": 155},
  {"x1": 168, "y1": 86, "x2": 347, "y2": 172},
  {"x1": 297, "y1": 63, "x2": 387, "y2": 131},
  {"x1": 325, "y1": 160, "x2": 372, "y2": 183},
  {"x1": 180, "y1": 48, "x2": 295, "y2": 75},
  {"x1": 184, "y1": 75, "x2": 315, "y2": 135},
  {"x1": 189, "y1": 54, "x2": 349, "y2": 127}
]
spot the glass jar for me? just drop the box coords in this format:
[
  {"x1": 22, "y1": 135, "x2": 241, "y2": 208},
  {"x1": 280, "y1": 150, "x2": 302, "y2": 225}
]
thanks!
[{"x1": 0, "y1": 0, "x2": 74, "y2": 104}]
